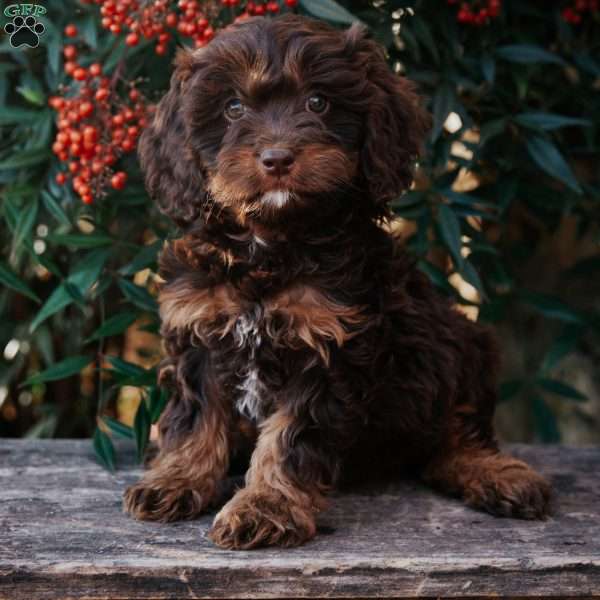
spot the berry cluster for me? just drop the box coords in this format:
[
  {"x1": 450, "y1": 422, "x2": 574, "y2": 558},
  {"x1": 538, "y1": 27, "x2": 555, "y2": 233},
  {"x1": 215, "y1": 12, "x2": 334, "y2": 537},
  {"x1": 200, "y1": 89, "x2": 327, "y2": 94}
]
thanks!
[
  {"x1": 561, "y1": 0, "x2": 599, "y2": 24},
  {"x1": 77, "y1": 0, "x2": 298, "y2": 52},
  {"x1": 244, "y1": 0, "x2": 298, "y2": 16},
  {"x1": 447, "y1": 0, "x2": 502, "y2": 25},
  {"x1": 50, "y1": 38, "x2": 150, "y2": 204}
]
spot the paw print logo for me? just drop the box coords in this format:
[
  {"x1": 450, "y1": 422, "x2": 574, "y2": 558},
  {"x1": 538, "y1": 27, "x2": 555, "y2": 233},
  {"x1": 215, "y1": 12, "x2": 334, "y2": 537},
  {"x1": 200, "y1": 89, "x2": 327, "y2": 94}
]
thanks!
[{"x1": 4, "y1": 15, "x2": 45, "y2": 49}]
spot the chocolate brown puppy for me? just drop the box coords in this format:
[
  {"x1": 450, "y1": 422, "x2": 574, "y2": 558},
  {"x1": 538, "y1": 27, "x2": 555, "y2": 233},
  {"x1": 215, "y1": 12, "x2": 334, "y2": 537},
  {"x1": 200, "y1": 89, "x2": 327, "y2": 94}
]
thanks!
[{"x1": 124, "y1": 14, "x2": 551, "y2": 549}]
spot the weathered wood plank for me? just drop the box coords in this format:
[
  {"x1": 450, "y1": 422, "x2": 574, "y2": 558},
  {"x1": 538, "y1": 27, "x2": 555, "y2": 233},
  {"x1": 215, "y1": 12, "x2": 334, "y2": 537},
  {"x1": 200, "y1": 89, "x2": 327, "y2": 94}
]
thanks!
[{"x1": 0, "y1": 440, "x2": 599, "y2": 599}]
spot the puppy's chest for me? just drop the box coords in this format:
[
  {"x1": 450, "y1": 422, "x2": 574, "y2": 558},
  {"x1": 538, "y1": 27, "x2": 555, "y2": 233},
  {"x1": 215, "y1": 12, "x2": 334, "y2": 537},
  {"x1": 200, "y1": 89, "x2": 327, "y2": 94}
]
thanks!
[
  {"x1": 231, "y1": 308, "x2": 268, "y2": 422},
  {"x1": 160, "y1": 279, "x2": 369, "y2": 419}
]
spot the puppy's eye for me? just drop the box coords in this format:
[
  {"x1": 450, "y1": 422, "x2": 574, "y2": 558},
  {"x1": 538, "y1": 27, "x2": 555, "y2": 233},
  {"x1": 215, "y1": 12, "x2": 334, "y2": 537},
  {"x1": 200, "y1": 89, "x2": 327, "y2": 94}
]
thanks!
[
  {"x1": 224, "y1": 98, "x2": 246, "y2": 121},
  {"x1": 306, "y1": 94, "x2": 328, "y2": 114}
]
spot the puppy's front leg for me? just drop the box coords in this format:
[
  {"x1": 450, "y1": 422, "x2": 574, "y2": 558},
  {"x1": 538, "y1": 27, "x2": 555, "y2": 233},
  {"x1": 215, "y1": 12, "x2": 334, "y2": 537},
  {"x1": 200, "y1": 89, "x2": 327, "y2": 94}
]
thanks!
[
  {"x1": 124, "y1": 349, "x2": 231, "y2": 522},
  {"x1": 209, "y1": 407, "x2": 334, "y2": 549}
]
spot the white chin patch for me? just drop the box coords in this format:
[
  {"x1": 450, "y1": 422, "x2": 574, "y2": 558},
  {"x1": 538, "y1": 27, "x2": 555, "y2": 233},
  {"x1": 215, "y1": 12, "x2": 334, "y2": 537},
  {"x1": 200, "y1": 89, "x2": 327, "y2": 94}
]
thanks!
[{"x1": 261, "y1": 190, "x2": 289, "y2": 208}]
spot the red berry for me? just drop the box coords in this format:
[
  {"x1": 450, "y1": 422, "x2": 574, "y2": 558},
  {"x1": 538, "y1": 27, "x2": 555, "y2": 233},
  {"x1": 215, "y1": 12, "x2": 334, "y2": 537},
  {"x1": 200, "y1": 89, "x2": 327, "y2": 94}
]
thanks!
[
  {"x1": 89, "y1": 63, "x2": 102, "y2": 77},
  {"x1": 73, "y1": 68, "x2": 87, "y2": 81},
  {"x1": 49, "y1": 96, "x2": 65, "y2": 110},
  {"x1": 63, "y1": 45, "x2": 77, "y2": 60},
  {"x1": 126, "y1": 32, "x2": 140, "y2": 46},
  {"x1": 111, "y1": 172, "x2": 127, "y2": 190},
  {"x1": 79, "y1": 102, "x2": 94, "y2": 117},
  {"x1": 56, "y1": 173, "x2": 67, "y2": 185},
  {"x1": 95, "y1": 88, "x2": 110, "y2": 102},
  {"x1": 285, "y1": 0, "x2": 298, "y2": 6},
  {"x1": 64, "y1": 24, "x2": 78, "y2": 37}
]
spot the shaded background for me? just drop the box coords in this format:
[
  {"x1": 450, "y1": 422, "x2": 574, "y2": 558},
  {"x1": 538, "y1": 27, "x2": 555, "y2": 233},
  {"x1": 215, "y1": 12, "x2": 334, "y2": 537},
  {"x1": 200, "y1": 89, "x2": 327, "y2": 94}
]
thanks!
[{"x1": 1, "y1": 0, "x2": 599, "y2": 467}]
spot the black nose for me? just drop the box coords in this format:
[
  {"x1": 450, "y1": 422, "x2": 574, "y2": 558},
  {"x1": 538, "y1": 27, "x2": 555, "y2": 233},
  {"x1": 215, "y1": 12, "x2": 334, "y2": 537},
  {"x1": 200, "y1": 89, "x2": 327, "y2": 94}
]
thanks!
[{"x1": 260, "y1": 148, "x2": 295, "y2": 176}]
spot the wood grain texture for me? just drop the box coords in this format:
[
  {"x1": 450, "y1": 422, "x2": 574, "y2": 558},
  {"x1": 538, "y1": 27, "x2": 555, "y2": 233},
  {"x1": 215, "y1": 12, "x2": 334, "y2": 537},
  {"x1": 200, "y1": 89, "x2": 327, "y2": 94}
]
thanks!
[{"x1": 0, "y1": 440, "x2": 599, "y2": 599}]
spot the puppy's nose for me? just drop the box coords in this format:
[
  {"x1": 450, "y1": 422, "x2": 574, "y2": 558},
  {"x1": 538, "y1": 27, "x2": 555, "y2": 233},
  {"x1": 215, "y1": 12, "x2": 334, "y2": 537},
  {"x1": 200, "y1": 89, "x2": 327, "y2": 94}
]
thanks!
[{"x1": 260, "y1": 148, "x2": 295, "y2": 176}]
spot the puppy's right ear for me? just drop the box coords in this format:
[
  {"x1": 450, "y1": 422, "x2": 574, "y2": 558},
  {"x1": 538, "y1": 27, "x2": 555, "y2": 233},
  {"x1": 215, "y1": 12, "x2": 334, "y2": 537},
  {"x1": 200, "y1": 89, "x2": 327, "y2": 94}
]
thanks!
[{"x1": 139, "y1": 49, "x2": 205, "y2": 228}]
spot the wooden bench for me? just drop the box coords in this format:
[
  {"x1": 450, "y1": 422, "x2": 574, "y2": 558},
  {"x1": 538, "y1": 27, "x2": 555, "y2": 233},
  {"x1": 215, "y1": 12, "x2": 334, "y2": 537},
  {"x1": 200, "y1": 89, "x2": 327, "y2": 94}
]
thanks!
[{"x1": 0, "y1": 440, "x2": 598, "y2": 599}]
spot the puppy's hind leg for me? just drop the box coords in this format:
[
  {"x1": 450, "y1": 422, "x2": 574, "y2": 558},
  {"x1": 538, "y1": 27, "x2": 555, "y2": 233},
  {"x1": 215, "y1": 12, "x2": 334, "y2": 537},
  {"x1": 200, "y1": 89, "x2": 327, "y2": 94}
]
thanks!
[
  {"x1": 423, "y1": 327, "x2": 551, "y2": 520},
  {"x1": 124, "y1": 349, "x2": 231, "y2": 522},
  {"x1": 423, "y1": 446, "x2": 551, "y2": 519}
]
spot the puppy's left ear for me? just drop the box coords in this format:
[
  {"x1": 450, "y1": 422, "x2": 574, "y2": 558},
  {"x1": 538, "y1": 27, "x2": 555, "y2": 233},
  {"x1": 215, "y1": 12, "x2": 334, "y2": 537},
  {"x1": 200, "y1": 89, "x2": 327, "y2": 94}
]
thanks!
[
  {"x1": 347, "y1": 24, "x2": 429, "y2": 209},
  {"x1": 139, "y1": 49, "x2": 205, "y2": 228}
]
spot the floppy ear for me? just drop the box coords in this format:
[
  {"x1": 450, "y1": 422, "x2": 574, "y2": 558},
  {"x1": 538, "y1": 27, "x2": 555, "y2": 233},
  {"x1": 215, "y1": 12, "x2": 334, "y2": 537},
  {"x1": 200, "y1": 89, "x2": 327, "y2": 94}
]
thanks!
[
  {"x1": 347, "y1": 24, "x2": 429, "y2": 209},
  {"x1": 138, "y1": 49, "x2": 205, "y2": 228}
]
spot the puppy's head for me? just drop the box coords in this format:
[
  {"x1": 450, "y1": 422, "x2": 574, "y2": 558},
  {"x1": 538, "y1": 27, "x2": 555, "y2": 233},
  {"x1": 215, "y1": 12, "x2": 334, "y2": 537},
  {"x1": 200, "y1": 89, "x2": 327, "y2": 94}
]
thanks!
[{"x1": 140, "y1": 15, "x2": 428, "y2": 228}]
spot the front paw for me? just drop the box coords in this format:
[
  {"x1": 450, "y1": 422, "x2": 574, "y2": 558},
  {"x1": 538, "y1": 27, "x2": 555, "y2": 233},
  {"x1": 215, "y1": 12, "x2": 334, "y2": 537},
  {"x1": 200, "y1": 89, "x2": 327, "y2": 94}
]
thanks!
[
  {"x1": 124, "y1": 482, "x2": 207, "y2": 522},
  {"x1": 208, "y1": 490, "x2": 316, "y2": 549},
  {"x1": 468, "y1": 464, "x2": 552, "y2": 520}
]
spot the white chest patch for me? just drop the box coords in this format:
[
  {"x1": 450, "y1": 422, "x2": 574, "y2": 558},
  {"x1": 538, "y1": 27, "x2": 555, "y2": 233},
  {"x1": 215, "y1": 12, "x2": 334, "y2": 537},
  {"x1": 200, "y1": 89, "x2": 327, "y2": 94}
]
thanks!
[
  {"x1": 261, "y1": 190, "x2": 289, "y2": 208},
  {"x1": 233, "y1": 311, "x2": 267, "y2": 421}
]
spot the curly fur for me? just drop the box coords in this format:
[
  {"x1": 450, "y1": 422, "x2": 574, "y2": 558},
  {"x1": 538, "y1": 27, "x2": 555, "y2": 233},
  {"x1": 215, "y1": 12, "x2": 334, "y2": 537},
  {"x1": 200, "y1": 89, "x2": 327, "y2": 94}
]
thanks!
[{"x1": 125, "y1": 14, "x2": 551, "y2": 549}]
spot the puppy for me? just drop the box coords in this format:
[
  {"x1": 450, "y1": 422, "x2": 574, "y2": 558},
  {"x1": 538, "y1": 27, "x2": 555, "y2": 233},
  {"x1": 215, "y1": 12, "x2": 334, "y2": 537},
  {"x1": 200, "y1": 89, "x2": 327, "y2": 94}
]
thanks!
[{"x1": 124, "y1": 14, "x2": 551, "y2": 549}]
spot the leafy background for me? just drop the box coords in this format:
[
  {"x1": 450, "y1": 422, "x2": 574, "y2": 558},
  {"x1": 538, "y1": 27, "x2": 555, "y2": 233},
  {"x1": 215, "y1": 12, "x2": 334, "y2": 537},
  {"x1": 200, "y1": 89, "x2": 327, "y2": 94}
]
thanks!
[{"x1": 1, "y1": 0, "x2": 599, "y2": 469}]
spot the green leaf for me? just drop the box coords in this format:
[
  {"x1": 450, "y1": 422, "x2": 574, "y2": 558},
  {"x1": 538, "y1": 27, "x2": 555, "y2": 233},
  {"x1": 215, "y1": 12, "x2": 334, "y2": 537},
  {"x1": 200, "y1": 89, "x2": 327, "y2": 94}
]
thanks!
[
  {"x1": 48, "y1": 232, "x2": 114, "y2": 248},
  {"x1": 80, "y1": 13, "x2": 99, "y2": 49},
  {"x1": 134, "y1": 398, "x2": 152, "y2": 462},
  {"x1": 520, "y1": 291, "x2": 584, "y2": 324},
  {"x1": 540, "y1": 325, "x2": 583, "y2": 372},
  {"x1": 29, "y1": 249, "x2": 111, "y2": 332},
  {"x1": 0, "y1": 106, "x2": 45, "y2": 125},
  {"x1": 0, "y1": 262, "x2": 40, "y2": 302},
  {"x1": 118, "y1": 278, "x2": 158, "y2": 313},
  {"x1": 537, "y1": 378, "x2": 587, "y2": 402},
  {"x1": 300, "y1": 0, "x2": 359, "y2": 25},
  {"x1": 29, "y1": 284, "x2": 73, "y2": 333},
  {"x1": 86, "y1": 312, "x2": 138, "y2": 343},
  {"x1": 93, "y1": 427, "x2": 116, "y2": 471},
  {"x1": 103, "y1": 38, "x2": 127, "y2": 73},
  {"x1": 105, "y1": 356, "x2": 155, "y2": 386},
  {"x1": 16, "y1": 86, "x2": 45, "y2": 106},
  {"x1": 460, "y1": 259, "x2": 486, "y2": 298},
  {"x1": 479, "y1": 118, "x2": 507, "y2": 146},
  {"x1": 103, "y1": 416, "x2": 134, "y2": 440},
  {"x1": 411, "y1": 16, "x2": 439, "y2": 64},
  {"x1": 22, "y1": 355, "x2": 92, "y2": 386},
  {"x1": 499, "y1": 379, "x2": 523, "y2": 402},
  {"x1": 481, "y1": 54, "x2": 495, "y2": 84},
  {"x1": 41, "y1": 191, "x2": 71, "y2": 227},
  {"x1": 526, "y1": 135, "x2": 582, "y2": 194},
  {"x1": 148, "y1": 386, "x2": 169, "y2": 423},
  {"x1": 496, "y1": 44, "x2": 567, "y2": 66},
  {"x1": 0, "y1": 148, "x2": 50, "y2": 170},
  {"x1": 118, "y1": 240, "x2": 162, "y2": 276},
  {"x1": 68, "y1": 248, "x2": 112, "y2": 294},
  {"x1": 532, "y1": 395, "x2": 561, "y2": 443},
  {"x1": 431, "y1": 83, "x2": 454, "y2": 141},
  {"x1": 12, "y1": 198, "x2": 38, "y2": 253},
  {"x1": 417, "y1": 260, "x2": 456, "y2": 297},
  {"x1": 436, "y1": 205, "x2": 463, "y2": 269},
  {"x1": 515, "y1": 112, "x2": 591, "y2": 131}
]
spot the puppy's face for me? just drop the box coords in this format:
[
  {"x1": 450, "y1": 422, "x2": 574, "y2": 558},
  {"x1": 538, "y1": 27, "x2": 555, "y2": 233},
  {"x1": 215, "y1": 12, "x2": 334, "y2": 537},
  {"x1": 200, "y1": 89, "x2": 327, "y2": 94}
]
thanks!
[
  {"x1": 189, "y1": 22, "x2": 362, "y2": 224},
  {"x1": 140, "y1": 15, "x2": 427, "y2": 228}
]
